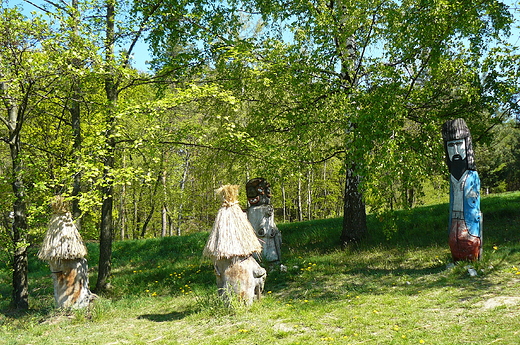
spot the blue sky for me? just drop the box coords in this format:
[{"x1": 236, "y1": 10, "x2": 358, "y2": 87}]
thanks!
[
  {"x1": 7, "y1": 0, "x2": 520, "y2": 73},
  {"x1": 9, "y1": 0, "x2": 152, "y2": 71}
]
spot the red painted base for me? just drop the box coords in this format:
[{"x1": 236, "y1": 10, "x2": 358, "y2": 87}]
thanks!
[{"x1": 449, "y1": 219, "x2": 481, "y2": 262}]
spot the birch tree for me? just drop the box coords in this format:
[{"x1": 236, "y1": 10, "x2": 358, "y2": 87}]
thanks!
[{"x1": 207, "y1": 0, "x2": 518, "y2": 242}]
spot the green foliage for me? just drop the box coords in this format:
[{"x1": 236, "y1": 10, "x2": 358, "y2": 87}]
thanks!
[
  {"x1": 477, "y1": 121, "x2": 520, "y2": 192},
  {"x1": 202, "y1": 0, "x2": 515, "y2": 219},
  {"x1": 0, "y1": 0, "x2": 519, "y2": 312}
]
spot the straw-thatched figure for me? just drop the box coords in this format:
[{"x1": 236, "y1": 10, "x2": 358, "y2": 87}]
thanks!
[
  {"x1": 203, "y1": 185, "x2": 266, "y2": 305},
  {"x1": 38, "y1": 196, "x2": 94, "y2": 308},
  {"x1": 246, "y1": 178, "x2": 282, "y2": 264}
]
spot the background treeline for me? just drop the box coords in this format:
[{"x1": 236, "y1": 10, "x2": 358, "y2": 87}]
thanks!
[{"x1": 1, "y1": 0, "x2": 519, "y2": 308}]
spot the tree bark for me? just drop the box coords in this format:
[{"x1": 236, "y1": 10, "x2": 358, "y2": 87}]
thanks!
[
  {"x1": 11, "y1": 141, "x2": 29, "y2": 310},
  {"x1": 176, "y1": 150, "x2": 190, "y2": 236},
  {"x1": 297, "y1": 174, "x2": 303, "y2": 222},
  {"x1": 95, "y1": 0, "x2": 117, "y2": 292},
  {"x1": 2, "y1": 82, "x2": 29, "y2": 310},
  {"x1": 96, "y1": 148, "x2": 115, "y2": 291},
  {"x1": 71, "y1": 93, "x2": 82, "y2": 228},
  {"x1": 140, "y1": 204, "x2": 154, "y2": 238},
  {"x1": 281, "y1": 183, "x2": 287, "y2": 222},
  {"x1": 161, "y1": 205, "x2": 168, "y2": 237},
  {"x1": 70, "y1": 0, "x2": 82, "y2": 229},
  {"x1": 307, "y1": 167, "x2": 312, "y2": 221},
  {"x1": 120, "y1": 182, "x2": 127, "y2": 240},
  {"x1": 341, "y1": 165, "x2": 367, "y2": 244}
]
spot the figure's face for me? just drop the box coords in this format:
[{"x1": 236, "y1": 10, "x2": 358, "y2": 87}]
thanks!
[{"x1": 447, "y1": 139, "x2": 466, "y2": 161}]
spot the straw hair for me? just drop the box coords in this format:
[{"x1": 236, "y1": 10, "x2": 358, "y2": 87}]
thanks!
[
  {"x1": 51, "y1": 195, "x2": 70, "y2": 214},
  {"x1": 38, "y1": 196, "x2": 87, "y2": 262},
  {"x1": 203, "y1": 185, "x2": 262, "y2": 260},
  {"x1": 216, "y1": 184, "x2": 240, "y2": 206}
]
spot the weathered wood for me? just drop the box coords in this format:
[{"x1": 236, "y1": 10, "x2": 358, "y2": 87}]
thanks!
[
  {"x1": 442, "y1": 118, "x2": 482, "y2": 261},
  {"x1": 247, "y1": 205, "x2": 282, "y2": 264},
  {"x1": 246, "y1": 178, "x2": 282, "y2": 264},
  {"x1": 49, "y1": 258, "x2": 93, "y2": 309},
  {"x1": 204, "y1": 185, "x2": 265, "y2": 305},
  {"x1": 245, "y1": 178, "x2": 272, "y2": 206},
  {"x1": 214, "y1": 256, "x2": 266, "y2": 306},
  {"x1": 38, "y1": 196, "x2": 94, "y2": 308}
]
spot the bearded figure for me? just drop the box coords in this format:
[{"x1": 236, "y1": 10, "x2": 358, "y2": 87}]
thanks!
[{"x1": 442, "y1": 118, "x2": 482, "y2": 261}]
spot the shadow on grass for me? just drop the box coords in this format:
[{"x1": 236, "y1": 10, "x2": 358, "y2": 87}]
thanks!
[
  {"x1": 270, "y1": 262, "x2": 504, "y2": 304},
  {"x1": 2, "y1": 192, "x2": 519, "y2": 318},
  {"x1": 137, "y1": 309, "x2": 193, "y2": 322}
]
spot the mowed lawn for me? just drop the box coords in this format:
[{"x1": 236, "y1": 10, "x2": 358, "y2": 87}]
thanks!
[{"x1": 1, "y1": 191, "x2": 520, "y2": 344}]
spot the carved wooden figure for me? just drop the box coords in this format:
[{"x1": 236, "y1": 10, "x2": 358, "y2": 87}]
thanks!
[
  {"x1": 246, "y1": 178, "x2": 282, "y2": 264},
  {"x1": 203, "y1": 185, "x2": 266, "y2": 305},
  {"x1": 442, "y1": 118, "x2": 483, "y2": 261},
  {"x1": 38, "y1": 196, "x2": 94, "y2": 308}
]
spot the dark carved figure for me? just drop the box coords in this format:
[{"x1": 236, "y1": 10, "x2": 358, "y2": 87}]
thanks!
[
  {"x1": 442, "y1": 118, "x2": 483, "y2": 261},
  {"x1": 246, "y1": 177, "x2": 272, "y2": 206}
]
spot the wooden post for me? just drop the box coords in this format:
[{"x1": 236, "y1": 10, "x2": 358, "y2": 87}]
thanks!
[
  {"x1": 203, "y1": 185, "x2": 266, "y2": 305},
  {"x1": 442, "y1": 119, "x2": 483, "y2": 261},
  {"x1": 38, "y1": 196, "x2": 94, "y2": 308},
  {"x1": 246, "y1": 178, "x2": 282, "y2": 264}
]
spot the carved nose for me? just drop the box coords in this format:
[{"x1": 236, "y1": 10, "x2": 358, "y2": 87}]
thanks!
[{"x1": 257, "y1": 228, "x2": 266, "y2": 236}]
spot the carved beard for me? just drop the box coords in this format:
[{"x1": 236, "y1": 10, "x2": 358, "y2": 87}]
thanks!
[{"x1": 449, "y1": 155, "x2": 468, "y2": 180}]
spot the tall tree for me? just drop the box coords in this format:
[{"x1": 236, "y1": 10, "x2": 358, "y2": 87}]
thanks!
[
  {"x1": 0, "y1": 7, "x2": 59, "y2": 309},
  {"x1": 95, "y1": 0, "x2": 165, "y2": 291},
  {"x1": 95, "y1": 0, "x2": 117, "y2": 292},
  {"x1": 203, "y1": 0, "x2": 518, "y2": 242}
]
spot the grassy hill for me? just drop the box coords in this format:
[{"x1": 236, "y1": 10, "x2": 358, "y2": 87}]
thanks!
[{"x1": 1, "y1": 191, "x2": 520, "y2": 344}]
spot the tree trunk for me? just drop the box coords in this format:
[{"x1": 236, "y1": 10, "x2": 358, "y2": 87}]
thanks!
[
  {"x1": 3, "y1": 87, "x2": 29, "y2": 310},
  {"x1": 141, "y1": 172, "x2": 162, "y2": 238},
  {"x1": 307, "y1": 167, "x2": 312, "y2": 221},
  {"x1": 281, "y1": 183, "x2": 287, "y2": 222},
  {"x1": 161, "y1": 169, "x2": 167, "y2": 237},
  {"x1": 341, "y1": 165, "x2": 367, "y2": 244},
  {"x1": 96, "y1": 0, "x2": 117, "y2": 292},
  {"x1": 96, "y1": 149, "x2": 114, "y2": 291},
  {"x1": 140, "y1": 205, "x2": 154, "y2": 238},
  {"x1": 11, "y1": 141, "x2": 29, "y2": 310},
  {"x1": 133, "y1": 188, "x2": 141, "y2": 239},
  {"x1": 407, "y1": 188, "x2": 414, "y2": 208},
  {"x1": 71, "y1": 93, "x2": 82, "y2": 229},
  {"x1": 297, "y1": 174, "x2": 303, "y2": 222},
  {"x1": 120, "y1": 182, "x2": 127, "y2": 240},
  {"x1": 70, "y1": 0, "x2": 82, "y2": 229},
  {"x1": 161, "y1": 205, "x2": 168, "y2": 237},
  {"x1": 176, "y1": 150, "x2": 190, "y2": 236}
]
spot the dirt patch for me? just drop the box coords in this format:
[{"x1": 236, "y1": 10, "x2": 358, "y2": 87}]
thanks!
[{"x1": 481, "y1": 296, "x2": 520, "y2": 310}]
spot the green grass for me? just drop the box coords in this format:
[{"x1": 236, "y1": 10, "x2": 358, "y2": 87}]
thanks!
[{"x1": 1, "y1": 191, "x2": 520, "y2": 344}]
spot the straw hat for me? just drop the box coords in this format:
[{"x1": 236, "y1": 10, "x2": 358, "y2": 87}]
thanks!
[
  {"x1": 38, "y1": 196, "x2": 87, "y2": 262},
  {"x1": 203, "y1": 185, "x2": 262, "y2": 260}
]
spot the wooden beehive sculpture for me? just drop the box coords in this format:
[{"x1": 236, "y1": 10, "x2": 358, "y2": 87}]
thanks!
[
  {"x1": 442, "y1": 118, "x2": 483, "y2": 261},
  {"x1": 246, "y1": 178, "x2": 282, "y2": 264},
  {"x1": 38, "y1": 196, "x2": 94, "y2": 308},
  {"x1": 203, "y1": 185, "x2": 266, "y2": 305}
]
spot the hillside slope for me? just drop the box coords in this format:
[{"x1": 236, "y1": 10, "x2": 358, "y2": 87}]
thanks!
[{"x1": 1, "y1": 192, "x2": 520, "y2": 344}]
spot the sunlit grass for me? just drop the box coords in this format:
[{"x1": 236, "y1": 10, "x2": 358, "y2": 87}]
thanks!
[{"x1": 1, "y1": 191, "x2": 520, "y2": 344}]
